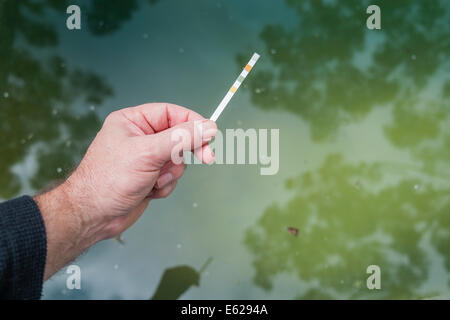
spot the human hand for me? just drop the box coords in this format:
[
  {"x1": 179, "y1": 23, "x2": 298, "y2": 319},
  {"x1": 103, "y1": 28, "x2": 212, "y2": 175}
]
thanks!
[
  {"x1": 35, "y1": 103, "x2": 217, "y2": 279},
  {"x1": 67, "y1": 102, "x2": 217, "y2": 237}
]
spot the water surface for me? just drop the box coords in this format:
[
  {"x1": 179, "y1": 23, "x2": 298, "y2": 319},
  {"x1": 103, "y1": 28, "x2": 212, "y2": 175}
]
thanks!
[{"x1": 1, "y1": 0, "x2": 449, "y2": 299}]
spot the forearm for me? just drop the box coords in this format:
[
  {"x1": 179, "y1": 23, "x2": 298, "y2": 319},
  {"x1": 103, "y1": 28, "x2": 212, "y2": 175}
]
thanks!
[{"x1": 34, "y1": 181, "x2": 105, "y2": 281}]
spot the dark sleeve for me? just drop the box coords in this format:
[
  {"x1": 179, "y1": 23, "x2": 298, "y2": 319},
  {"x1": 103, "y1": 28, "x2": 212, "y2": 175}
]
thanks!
[{"x1": 0, "y1": 195, "x2": 47, "y2": 300}]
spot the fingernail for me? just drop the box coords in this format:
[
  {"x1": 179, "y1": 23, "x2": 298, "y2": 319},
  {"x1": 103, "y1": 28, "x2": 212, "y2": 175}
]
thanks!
[
  {"x1": 197, "y1": 120, "x2": 217, "y2": 142},
  {"x1": 156, "y1": 172, "x2": 173, "y2": 188}
]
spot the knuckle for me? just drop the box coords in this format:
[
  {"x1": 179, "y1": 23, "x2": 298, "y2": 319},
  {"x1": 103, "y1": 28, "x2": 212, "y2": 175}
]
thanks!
[{"x1": 104, "y1": 110, "x2": 119, "y2": 125}]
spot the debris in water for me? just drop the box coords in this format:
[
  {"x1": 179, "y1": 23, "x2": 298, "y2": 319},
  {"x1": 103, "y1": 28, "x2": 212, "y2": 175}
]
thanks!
[
  {"x1": 56, "y1": 168, "x2": 62, "y2": 173},
  {"x1": 192, "y1": 202, "x2": 198, "y2": 208},
  {"x1": 114, "y1": 264, "x2": 119, "y2": 270},
  {"x1": 286, "y1": 226, "x2": 299, "y2": 237},
  {"x1": 3, "y1": 92, "x2": 9, "y2": 98},
  {"x1": 411, "y1": 54, "x2": 416, "y2": 60},
  {"x1": 414, "y1": 184, "x2": 420, "y2": 190},
  {"x1": 176, "y1": 243, "x2": 182, "y2": 249}
]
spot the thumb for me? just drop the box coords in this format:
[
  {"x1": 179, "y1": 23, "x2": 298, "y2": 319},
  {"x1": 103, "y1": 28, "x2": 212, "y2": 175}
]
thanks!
[{"x1": 144, "y1": 119, "x2": 217, "y2": 166}]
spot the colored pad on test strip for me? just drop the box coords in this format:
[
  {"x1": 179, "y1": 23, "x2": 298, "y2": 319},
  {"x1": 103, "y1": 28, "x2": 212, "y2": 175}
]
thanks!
[{"x1": 210, "y1": 52, "x2": 260, "y2": 122}]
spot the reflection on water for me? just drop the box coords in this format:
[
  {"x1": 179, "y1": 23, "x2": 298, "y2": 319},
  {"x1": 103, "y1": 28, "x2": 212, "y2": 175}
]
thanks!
[
  {"x1": 151, "y1": 265, "x2": 200, "y2": 300},
  {"x1": 0, "y1": 0, "x2": 113, "y2": 197},
  {"x1": 241, "y1": 0, "x2": 449, "y2": 143},
  {"x1": 245, "y1": 155, "x2": 450, "y2": 299},
  {"x1": 0, "y1": 0, "x2": 162, "y2": 197},
  {"x1": 1, "y1": 0, "x2": 450, "y2": 299},
  {"x1": 243, "y1": 0, "x2": 450, "y2": 299},
  {"x1": 151, "y1": 258, "x2": 211, "y2": 300},
  {"x1": 85, "y1": 0, "x2": 160, "y2": 36}
]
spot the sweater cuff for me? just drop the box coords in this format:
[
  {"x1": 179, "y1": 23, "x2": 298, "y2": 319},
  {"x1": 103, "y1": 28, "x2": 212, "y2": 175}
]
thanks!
[{"x1": 0, "y1": 195, "x2": 47, "y2": 299}]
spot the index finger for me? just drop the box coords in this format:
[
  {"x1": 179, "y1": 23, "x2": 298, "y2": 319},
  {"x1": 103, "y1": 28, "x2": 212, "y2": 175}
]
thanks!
[{"x1": 120, "y1": 102, "x2": 206, "y2": 134}]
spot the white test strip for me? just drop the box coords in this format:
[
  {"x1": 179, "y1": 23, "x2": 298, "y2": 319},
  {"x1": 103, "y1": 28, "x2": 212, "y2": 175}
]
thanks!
[{"x1": 210, "y1": 52, "x2": 260, "y2": 122}]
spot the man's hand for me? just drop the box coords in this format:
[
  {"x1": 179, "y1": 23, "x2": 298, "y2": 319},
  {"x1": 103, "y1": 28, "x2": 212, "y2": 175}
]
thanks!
[{"x1": 34, "y1": 103, "x2": 217, "y2": 280}]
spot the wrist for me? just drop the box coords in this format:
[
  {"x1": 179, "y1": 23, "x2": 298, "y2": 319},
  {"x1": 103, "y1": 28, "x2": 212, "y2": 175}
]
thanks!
[{"x1": 59, "y1": 180, "x2": 107, "y2": 245}]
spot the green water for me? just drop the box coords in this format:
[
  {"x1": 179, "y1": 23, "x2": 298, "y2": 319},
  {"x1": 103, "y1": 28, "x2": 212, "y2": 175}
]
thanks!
[{"x1": 1, "y1": 0, "x2": 449, "y2": 299}]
